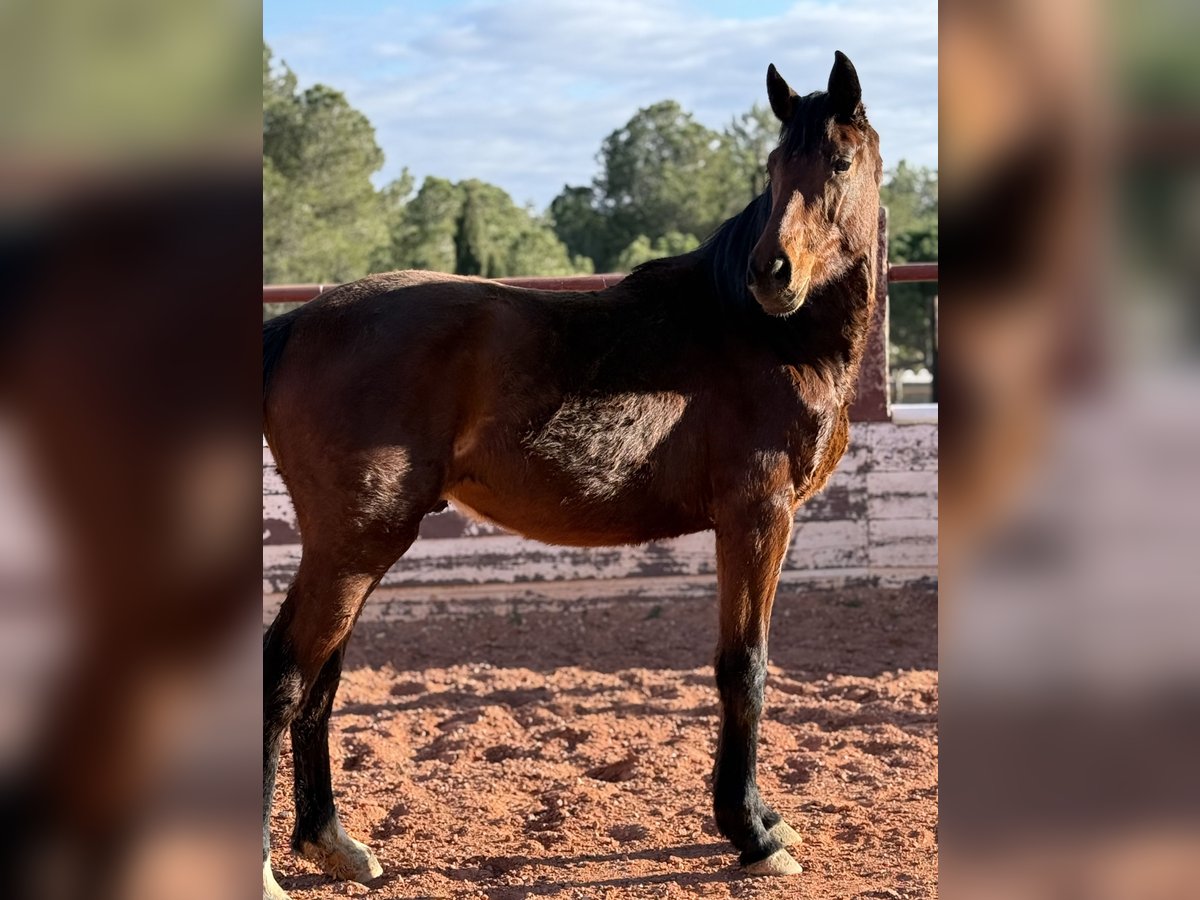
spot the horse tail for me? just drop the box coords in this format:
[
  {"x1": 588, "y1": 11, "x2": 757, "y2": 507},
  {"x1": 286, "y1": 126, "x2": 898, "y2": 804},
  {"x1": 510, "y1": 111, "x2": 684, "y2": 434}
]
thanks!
[{"x1": 262, "y1": 309, "x2": 298, "y2": 443}]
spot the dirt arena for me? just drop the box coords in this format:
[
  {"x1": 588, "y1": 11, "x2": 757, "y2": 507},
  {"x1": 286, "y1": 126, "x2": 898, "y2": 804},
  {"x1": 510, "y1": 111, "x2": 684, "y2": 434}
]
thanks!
[{"x1": 269, "y1": 584, "x2": 938, "y2": 899}]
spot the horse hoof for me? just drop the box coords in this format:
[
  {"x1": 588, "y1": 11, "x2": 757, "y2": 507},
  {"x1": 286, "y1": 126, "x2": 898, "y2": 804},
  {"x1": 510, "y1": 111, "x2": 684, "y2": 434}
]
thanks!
[
  {"x1": 744, "y1": 848, "x2": 803, "y2": 876},
  {"x1": 264, "y1": 861, "x2": 291, "y2": 900},
  {"x1": 296, "y1": 819, "x2": 384, "y2": 883},
  {"x1": 767, "y1": 819, "x2": 803, "y2": 847}
]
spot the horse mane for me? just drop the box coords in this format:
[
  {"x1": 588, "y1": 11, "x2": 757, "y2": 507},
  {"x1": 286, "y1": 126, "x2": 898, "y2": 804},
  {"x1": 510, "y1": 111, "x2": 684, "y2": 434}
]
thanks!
[
  {"x1": 692, "y1": 190, "x2": 773, "y2": 313},
  {"x1": 621, "y1": 191, "x2": 771, "y2": 316}
]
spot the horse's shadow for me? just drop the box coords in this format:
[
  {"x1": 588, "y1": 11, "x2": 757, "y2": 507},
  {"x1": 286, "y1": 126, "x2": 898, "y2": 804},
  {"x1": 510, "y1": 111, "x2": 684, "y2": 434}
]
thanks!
[
  {"x1": 278, "y1": 841, "x2": 745, "y2": 899},
  {"x1": 345, "y1": 585, "x2": 937, "y2": 679}
]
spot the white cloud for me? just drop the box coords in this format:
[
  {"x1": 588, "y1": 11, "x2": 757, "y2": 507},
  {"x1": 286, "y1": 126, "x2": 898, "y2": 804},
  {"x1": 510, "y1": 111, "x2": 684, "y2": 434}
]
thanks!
[{"x1": 268, "y1": 0, "x2": 937, "y2": 209}]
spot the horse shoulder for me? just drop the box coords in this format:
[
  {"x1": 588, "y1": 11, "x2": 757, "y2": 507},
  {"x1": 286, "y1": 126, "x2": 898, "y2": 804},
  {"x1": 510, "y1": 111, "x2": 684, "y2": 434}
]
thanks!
[
  {"x1": 800, "y1": 407, "x2": 851, "y2": 500},
  {"x1": 772, "y1": 363, "x2": 852, "y2": 502}
]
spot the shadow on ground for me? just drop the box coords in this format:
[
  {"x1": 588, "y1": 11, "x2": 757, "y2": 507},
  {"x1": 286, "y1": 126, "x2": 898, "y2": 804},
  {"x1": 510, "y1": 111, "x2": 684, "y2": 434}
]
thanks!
[{"x1": 347, "y1": 584, "x2": 937, "y2": 678}]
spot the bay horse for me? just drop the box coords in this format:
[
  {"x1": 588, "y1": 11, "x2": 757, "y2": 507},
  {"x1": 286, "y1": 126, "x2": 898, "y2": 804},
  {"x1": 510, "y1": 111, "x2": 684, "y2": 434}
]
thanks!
[{"x1": 263, "y1": 51, "x2": 882, "y2": 898}]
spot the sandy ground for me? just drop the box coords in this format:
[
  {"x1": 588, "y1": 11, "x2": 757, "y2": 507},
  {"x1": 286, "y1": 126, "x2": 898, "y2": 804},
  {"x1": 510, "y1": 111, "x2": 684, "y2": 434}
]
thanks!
[{"x1": 269, "y1": 585, "x2": 938, "y2": 899}]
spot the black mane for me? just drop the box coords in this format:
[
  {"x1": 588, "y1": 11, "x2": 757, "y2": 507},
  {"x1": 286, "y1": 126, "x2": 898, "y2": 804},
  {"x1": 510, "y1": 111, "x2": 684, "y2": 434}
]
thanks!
[
  {"x1": 779, "y1": 90, "x2": 837, "y2": 159},
  {"x1": 692, "y1": 189, "x2": 772, "y2": 313},
  {"x1": 620, "y1": 190, "x2": 773, "y2": 316}
]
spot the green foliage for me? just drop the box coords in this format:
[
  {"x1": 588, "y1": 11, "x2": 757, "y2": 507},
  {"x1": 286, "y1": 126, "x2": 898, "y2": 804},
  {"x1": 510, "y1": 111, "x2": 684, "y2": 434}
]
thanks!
[
  {"x1": 724, "y1": 103, "x2": 777, "y2": 199},
  {"x1": 881, "y1": 165, "x2": 938, "y2": 372},
  {"x1": 507, "y1": 223, "x2": 595, "y2": 278},
  {"x1": 879, "y1": 161, "x2": 938, "y2": 258},
  {"x1": 263, "y1": 44, "x2": 387, "y2": 283},
  {"x1": 264, "y1": 42, "x2": 578, "y2": 282},
  {"x1": 373, "y1": 176, "x2": 585, "y2": 277},
  {"x1": 552, "y1": 100, "x2": 768, "y2": 270},
  {"x1": 597, "y1": 101, "x2": 743, "y2": 260},
  {"x1": 549, "y1": 187, "x2": 613, "y2": 270},
  {"x1": 383, "y1": 176, "x2": 463, "y2": 272},
  {"x1": 616, "y1": 231, "x2": 701, "y2": 271},
  {"x1": 263, "y1": 43, "x2": 301, "y2": 159}
]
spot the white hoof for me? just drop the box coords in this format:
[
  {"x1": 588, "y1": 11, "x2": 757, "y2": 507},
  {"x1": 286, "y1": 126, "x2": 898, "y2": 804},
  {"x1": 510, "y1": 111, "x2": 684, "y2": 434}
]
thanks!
[
  {"x1": 296, "y1": 818, "x2": 383, "y2": 883},
  {"x1": 744, "y1": 847, "x2": 803, "y2": 876},
  {"x1": 264, "y1": 860, "x2": 291, "y2": 900},
  {"x1": 767, "y1": 819, "x2": 803, "y2": 847}
]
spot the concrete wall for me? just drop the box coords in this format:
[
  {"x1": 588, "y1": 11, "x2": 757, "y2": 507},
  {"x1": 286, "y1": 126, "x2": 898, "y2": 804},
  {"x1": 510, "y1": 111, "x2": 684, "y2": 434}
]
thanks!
[{"x1": 263, "y1": 421, "x2": 937, "y2": 623}]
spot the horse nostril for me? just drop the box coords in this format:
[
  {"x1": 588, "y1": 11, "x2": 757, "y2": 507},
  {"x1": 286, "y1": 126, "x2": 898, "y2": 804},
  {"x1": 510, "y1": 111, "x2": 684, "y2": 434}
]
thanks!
[{"x1": 770, "y1": 257, "x2": 790, "y2": 284}]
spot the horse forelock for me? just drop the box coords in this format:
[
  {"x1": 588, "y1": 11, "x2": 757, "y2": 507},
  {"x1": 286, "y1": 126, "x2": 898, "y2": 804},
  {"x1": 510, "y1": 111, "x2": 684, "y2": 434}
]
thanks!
[{"x1": 780, "y1": 90, "x2": 875, "y2": 160}]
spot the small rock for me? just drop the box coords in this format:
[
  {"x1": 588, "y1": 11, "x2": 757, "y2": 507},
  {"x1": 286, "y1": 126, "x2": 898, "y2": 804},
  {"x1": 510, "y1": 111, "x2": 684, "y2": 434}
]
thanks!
[{"x1": 585, "y1": 756, "x2": 639, "y2": 783}]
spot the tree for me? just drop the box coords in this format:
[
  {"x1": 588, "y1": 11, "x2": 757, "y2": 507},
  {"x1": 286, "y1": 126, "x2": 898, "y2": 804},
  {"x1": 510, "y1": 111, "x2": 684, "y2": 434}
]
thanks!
[
  {"x1": 615, "y1": 231, "x2": 700, "y2": 271},
  {"x1": 551, "y1": 101, "x2": 755, "y2": 271},
  {"x1": 263, "y1": 44, "x2": 302, "y2": 169},
  {"x1": 880, "y1": 163, "x2": 938, "y2": 372},
  {"x1": 374, "y1": 176, "x2": 585, "y2": 278},
  {"x1": 368, "y1": 170, "x2": 417, "y2": 273},
  {"x1": 724, "y1": 103, "x2": 777, "y2": 200},
  {"x1": 879, "y1": 161, "x2": 938, "y2": 257},
  {"x1": 549, "y1": 186, "x2": 614, "y2": 271},
  {"x1": 380, "y1": 176, "x2": 461, "y2": 273},
  {"x1": 263, "y1": 44, "x2": 388, "y2": 283},
  {"x1": 265, "y1": 43, "x2": 590, "y2": 285},
  {"x1": 455, "y1": 182, "x2": 494, "y2": 276},
  {"x1": 596, "y1": 101, "x2": 742, "y2": 261},
  {"x1": 507, "y1": 223, "x2": 594, "y2": 277}
]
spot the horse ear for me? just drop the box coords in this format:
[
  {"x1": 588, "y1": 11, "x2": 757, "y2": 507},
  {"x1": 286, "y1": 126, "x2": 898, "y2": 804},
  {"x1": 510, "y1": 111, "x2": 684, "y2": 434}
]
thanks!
[
  {"x1": 827, "y1": 50, "x2": 862, "y2": 120},
  {"x1": 766, "y1": 63, "x2": 797, "y2": 123}
]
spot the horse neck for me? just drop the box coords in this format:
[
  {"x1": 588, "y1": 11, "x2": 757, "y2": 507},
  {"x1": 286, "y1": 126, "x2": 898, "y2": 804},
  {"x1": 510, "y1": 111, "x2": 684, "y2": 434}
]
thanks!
[
  {"x1": 616, "y1": 205, "x2": 879, "y2": 405},
  {"x1": 686, "y1": 192, "x2": 878, "y2": 389},
  {"x1": 787, "y1": 253, "x2": 877, "y2": 394}
]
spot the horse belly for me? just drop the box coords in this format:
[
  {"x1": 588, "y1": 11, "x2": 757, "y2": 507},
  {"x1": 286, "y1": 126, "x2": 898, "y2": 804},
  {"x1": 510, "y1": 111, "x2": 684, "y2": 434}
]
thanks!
[
  {"x1": 445, "y1": 391, "x2": 709, "y2": 546},
  {"x1": 445, "y1": 480, "x2": 707, "y2": 547}
]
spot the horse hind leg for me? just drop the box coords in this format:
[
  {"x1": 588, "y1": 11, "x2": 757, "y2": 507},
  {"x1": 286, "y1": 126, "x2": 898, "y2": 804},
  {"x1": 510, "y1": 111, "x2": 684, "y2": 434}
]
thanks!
[
  {"x1": 288, "y1": 642, "x2": 383, "y2": 882},
  {"x1": 263, "y1": 514, "x2": 424, "y2": 899},
  {"x1": 264, "y1": 560, "x2": 384, "y2": 898}
]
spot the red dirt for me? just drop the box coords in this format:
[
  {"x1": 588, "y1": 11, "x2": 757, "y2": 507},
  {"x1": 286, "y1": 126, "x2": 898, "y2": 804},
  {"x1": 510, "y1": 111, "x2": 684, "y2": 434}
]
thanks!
[{"x1": 269, "y1": 585, "x2": 938, "y2": 899}]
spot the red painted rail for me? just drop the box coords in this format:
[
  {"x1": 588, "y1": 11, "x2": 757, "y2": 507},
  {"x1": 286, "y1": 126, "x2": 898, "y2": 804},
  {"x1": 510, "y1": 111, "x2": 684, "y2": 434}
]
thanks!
[
  {"x1": 886, "y1": 262, "x2": 938, "y2": 283},
  {"x1": 262, "y1": 263, "x2": 935, "y2": 304}
]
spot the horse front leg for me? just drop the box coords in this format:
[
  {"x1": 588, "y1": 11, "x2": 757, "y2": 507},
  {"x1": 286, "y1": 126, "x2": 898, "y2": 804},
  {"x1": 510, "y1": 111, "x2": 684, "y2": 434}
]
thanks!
[{"x1": 712, "y1": 494, "x2": 802, "y2": 876}]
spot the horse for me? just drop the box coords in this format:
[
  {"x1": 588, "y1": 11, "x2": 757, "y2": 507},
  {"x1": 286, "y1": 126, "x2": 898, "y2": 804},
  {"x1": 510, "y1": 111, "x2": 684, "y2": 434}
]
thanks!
[{"x1": 263, "y1": 51, "x2": 882, "y2": 898}]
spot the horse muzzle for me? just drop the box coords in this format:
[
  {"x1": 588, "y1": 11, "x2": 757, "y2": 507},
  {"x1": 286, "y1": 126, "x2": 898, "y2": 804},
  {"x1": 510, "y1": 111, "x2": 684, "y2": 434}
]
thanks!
[{"x1": 750, "y1": 275, "x2": 810, "y2": 317}]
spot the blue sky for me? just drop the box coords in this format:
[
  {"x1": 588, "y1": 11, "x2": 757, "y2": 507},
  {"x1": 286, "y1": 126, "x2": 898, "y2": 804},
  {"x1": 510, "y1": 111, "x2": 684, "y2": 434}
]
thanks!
[{"x1": 265, "y1": 0, "x2": 937, "y2": 210}]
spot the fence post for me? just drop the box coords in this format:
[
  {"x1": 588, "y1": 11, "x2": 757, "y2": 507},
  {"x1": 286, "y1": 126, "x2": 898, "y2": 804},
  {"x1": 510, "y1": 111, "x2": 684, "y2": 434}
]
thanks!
[{"x1": 848, "y1": 206, "x2": 891, "y2": 422}]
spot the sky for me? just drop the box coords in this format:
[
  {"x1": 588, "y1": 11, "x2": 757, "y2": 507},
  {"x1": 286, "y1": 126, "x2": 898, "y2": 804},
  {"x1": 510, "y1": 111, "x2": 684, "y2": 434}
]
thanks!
[{"x1": 264, "y1": 0, "x2": 937, "y2": 211}]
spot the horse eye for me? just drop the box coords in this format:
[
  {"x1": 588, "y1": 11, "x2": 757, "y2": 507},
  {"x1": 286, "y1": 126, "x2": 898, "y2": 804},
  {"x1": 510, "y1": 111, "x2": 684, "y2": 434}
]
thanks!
[{"x1": 832, "y1": 157, "x2": 852, "y2": 174}]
